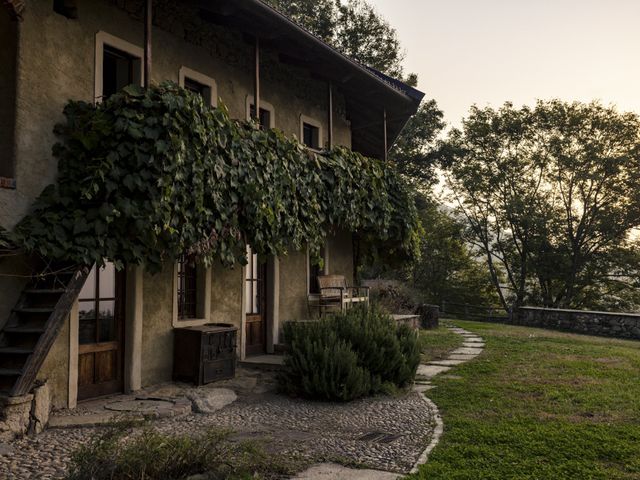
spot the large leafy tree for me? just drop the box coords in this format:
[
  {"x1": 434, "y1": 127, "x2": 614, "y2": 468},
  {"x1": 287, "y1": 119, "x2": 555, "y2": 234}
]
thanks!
[{"x1": 444, "y1": 100, "x2": 640, "y2": 311}]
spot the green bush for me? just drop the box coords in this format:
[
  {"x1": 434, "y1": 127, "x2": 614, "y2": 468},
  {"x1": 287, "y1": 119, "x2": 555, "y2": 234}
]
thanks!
[
  {"x1": 65, "y1": 424, "x2": 296, "y2": 480},
  {"x1": 279, "y1": 307, "x2": 419, "y2": 401}
]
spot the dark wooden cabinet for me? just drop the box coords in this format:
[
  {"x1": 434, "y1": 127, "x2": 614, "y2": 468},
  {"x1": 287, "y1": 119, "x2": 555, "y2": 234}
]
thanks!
[{"x1": 173, "y1": 323, "x2": 238, "y2": 385}]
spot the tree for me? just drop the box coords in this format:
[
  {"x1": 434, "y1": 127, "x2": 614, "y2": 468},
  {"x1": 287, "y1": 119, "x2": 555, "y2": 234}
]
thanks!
[
  {"x1": 443, "y1": 100, "x2": 640, "y2": 311},
  {"x1": 407, "y1": 196, "x2": 499, "y2": 307},
  {"x1": 266, "y1": 0, "x2": 336, "y2": 42},
  {"x1": 390, "y1": 99, "x2": 445, "y2": 185}
]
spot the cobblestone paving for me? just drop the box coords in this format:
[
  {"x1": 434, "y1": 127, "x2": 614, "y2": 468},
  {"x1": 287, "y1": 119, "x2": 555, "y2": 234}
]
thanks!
[{"x1": 0, "y1": 370, "x2": 436, "y2": 479}]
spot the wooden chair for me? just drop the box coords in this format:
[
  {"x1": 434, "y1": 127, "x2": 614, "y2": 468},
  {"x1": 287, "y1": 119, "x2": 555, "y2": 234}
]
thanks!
[{"x1": 317, "y1": 274, "x2": 369, "y2": 315}]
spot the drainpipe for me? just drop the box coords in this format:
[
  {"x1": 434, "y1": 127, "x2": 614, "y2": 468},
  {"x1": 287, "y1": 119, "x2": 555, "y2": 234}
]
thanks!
[
  {"x1": 253, "y1": 36, "x2": 260, "y2": 121},
  {"x1": 383, "y1": 108, "x2": 388, "y2": 161},
  {"x1": 144, "y1": 0, "x2": 152, "y2": 88},
  {"x1": 327, "y1": 82, "x2": 333, "y2": 149}
]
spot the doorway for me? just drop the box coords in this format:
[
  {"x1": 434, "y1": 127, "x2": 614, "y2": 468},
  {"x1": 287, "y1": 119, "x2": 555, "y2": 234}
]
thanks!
[
  {"x1": 77, "y1": 262, "x2": 125, "y2": 400},
  {"x1": 245, "y1": 247, "x2": 267, "y2": 356}
]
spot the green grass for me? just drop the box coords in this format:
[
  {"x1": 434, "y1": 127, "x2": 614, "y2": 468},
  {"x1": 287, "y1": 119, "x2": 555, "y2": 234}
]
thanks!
[
  {"x1": 408, "y1": 321, "x2": 640, "y2": 480},
  {"x1": 419, "y1": 321, "x2": 465, "y2": 363}
]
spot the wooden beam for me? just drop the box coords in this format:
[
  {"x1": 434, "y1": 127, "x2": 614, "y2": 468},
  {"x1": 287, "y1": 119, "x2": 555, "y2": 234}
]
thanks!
[{"x1": 144, "y1": 0, "x2": 152, "y2": 88}]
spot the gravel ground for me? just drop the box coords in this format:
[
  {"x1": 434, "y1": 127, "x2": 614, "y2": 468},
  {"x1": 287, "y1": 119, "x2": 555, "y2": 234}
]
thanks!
[{"x1": 0, "y1": 371, "x2": 436, "y2": 479}]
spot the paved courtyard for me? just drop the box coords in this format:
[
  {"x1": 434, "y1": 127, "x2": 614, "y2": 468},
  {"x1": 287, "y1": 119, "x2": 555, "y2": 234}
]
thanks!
[{"x1": 0, "y1": 325, "x2": 484, "y2": 479}]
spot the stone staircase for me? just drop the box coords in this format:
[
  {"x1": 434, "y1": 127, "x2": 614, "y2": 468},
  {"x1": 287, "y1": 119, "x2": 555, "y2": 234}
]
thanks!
[{"x1": 0, "y1": 260, "x2": 89, "y2": 397}]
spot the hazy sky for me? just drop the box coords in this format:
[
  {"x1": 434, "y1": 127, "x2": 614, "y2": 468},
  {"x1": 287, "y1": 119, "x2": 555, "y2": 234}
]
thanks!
[{"x1": 369, "y1": 0, "x2": 640, "y2": 127}]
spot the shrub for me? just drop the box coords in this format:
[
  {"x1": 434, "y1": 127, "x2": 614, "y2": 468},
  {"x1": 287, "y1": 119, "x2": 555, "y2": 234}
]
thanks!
[
  {"x1": 278, "y1": 320, "x2": 371, "y2": 401},
  {"x1": 278, "y1": 307, "x2": 420, "y2": 401},
  {"x1": 65, "y1": 424, "x2": 296, "y2": 480}
]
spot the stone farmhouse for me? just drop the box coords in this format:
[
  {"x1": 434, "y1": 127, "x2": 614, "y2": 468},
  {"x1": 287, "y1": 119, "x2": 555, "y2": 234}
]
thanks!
[{"x1": 0, "y1": 0, "x2": 423, "y2": 436}]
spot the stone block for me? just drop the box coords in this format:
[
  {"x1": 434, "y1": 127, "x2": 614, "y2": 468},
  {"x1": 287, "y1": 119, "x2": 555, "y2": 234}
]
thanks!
[{"x1": 0, "y1": 393, "x2": 33, "y2": 442}]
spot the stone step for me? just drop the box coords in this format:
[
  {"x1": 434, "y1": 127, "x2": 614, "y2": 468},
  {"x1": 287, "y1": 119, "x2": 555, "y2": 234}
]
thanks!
[
  {"x1": 0, "y1": 368, "x2": 21, "y2": 376},
  {"x1": 24, "y1": 289, "x2": 66, "y2": 295},
  {"x1": 12, "y1": 307, "x2": 54, "y2": 314}
]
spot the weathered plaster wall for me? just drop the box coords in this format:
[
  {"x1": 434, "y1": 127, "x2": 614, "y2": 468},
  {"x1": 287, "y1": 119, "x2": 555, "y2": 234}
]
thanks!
[
  {"x1": 210, "y1": 263, "x2": 243, "y2": 329},
  {"x1": 140, "y1": 266, "x2": 173, "y2": 387},
  {"x1": 37, "y1": 315, "x2": 70, "y2": 408},
  {"x1": 328, "y1": 230, "x2": 354, "y2": 284},
  {"x1": 0, "y1": 0, "x2": 352, "y2": 231},
  {"x1": 279, "y1": 250, "x2": 309, "y2": 323},
  {"x1": 0, "y1": 11, "x2": 18, "y2": 179},
  {"x1": 4, "y1": 0, "x2": 355, "y2": 403}
]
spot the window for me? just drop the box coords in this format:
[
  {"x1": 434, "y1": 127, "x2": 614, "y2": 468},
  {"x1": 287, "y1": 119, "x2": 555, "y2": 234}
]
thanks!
[
  {"x1": 300, "y1": 115, "x2": 323, "y2": 151},
  {"x1": 308, "y1": 244, "x2": 328, "y2": 295},
  {"x1": 303, "y1": 123, "x2": 320, "y2": 149},
  {"x1": 173, "y1": 256, "x2": 211, "y2": 326},
  {"x1": 78, "y1": 263, "x2": 118, "y2": 345},
  {"x1": 249, "y1": 105, "x2": 272, "y2": 131},
  {"x1": 246, "y1": 96, "x2": 274, "y2": 130},
  {"x1": 245, "y1": 246, "x2": 266, "y2": 315},
  {"x1": 0, "y1": 14, "x2": 18, "y2": 182},
  {"x1": 179, "y1": 67, "x2": 217, "y2": 107},
  {"x1": 102, "y1": 46, "x2": 137, "y2": 99},
  {"x1": 177, "y1": 256, "x2": 198, "y2": 320},
  {"x1": 95, "y1": 32, "x2": 143, "y2": 103}
]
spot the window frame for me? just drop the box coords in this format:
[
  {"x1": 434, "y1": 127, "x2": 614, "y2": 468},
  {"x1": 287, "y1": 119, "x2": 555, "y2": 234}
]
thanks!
[
  {"x1": 245, "y1": 96, "x2": 275, "y2": 129},
  {"x1": 172, "y1": 258, "x2": 212, "y2": 327},
  {"x1": 94, "y1": 31, "x2": 143, "y2": 104},
  {"x1": 299, "y1": 114, "x2": 324, "y2": 152},
  {"x1": 178, "y1": 67, "x2": 217, "y2": 107}
]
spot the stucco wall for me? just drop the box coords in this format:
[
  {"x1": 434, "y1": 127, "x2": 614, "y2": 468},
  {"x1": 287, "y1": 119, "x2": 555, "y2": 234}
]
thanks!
[
  {"x1": 140, "y1": 265, "x2": 173, "y2": 387},
  {"x1": 279, "y1": 250, "x2": 309, "y2": 323},
  {"x1": 328, "y1": 230, "x2": 354, "y2": 284},
  {"x1": 210, "y1": 263, "x2": 243, "y2": 328},
  {"x1": 0, "y1": 0, "x2": 352, "y2": 231},
  {"x1": 5, "y1": 0, "x2": 356, "y2": 404}
]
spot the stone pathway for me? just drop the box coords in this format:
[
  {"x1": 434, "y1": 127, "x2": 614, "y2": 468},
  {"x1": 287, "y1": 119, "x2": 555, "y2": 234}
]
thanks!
[{"x1": 0, "y1": 368, "x2": 435, "y2": 479}]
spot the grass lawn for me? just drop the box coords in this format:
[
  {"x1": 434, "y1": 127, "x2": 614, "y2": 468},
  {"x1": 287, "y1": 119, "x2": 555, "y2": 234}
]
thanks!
[
  {"x1": 408, "y1": 320, "x2": 640, "y2": 480},
  {"x1": 419, "y1": 322, "x2": 465, "y2": 363}
]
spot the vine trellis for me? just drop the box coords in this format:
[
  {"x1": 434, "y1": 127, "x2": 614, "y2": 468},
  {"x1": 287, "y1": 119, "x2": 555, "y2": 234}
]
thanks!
[{"x1": 12, "y1": 82, "x2": 421, "y2": 272}]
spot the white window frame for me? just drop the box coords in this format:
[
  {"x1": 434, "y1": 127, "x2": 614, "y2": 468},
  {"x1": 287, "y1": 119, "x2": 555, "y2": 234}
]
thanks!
[
  {"x1": 172, "y1": 261, "x2": 212, "y2": 328},
  {"x1": 299, "y1": 114, "x2": 324, "y2": 151},
  {"x1": 179, "y1": 66, "x2": 218, "y2": 107},
  {"x1": 307, "y1": 243, "x2": 329, "y2": 295},
  {"x1": 94, "y1": 31, "x2": 144, "y2": 104},
  {"x1": 245, "y1": 95, "x2": 275, "y2": 128}
]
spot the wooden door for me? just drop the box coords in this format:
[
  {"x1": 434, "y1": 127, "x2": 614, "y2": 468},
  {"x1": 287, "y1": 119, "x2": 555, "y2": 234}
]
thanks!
[
  {"x1": 77, "y1": 262, "x2": 125, "y2": 400},
  {"x1": 245, "y1": 247, "x2": 267, "y2": 356}
]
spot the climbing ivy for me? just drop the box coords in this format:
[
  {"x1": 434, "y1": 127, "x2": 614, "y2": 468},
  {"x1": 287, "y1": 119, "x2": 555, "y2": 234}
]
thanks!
[{"x1": 14, "y1": 82, "x2": 420, "y2": 272}]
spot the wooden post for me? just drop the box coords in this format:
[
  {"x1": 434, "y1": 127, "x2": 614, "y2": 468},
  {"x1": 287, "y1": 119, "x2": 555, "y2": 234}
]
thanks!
[
  {"x1": 144, "y1": 0, "x2": 152, "y2": 88},
  {"x1": 327, "y1": 82, "x2": 333, "y2": 149},
  {"x1": 383, "y1": 108, "x2": 388, "y2": 161},
  {"x1": 253, "y1": 36, "x2": 260, "y2": 121}
]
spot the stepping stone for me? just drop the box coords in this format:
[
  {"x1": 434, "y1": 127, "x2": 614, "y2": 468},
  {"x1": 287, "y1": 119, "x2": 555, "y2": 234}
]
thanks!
[
  {"x1": 429, "y1": 359, "x2": 467, "y2": 366},
  {"x1": 417, "y1": 364, "x2": 451, "y2": 378},
  {"x1": 462, "y1": 342, "x2": 485, "y2": 348},
  {"x1": 451, "y1": 347, "x2": 484, "y2": 355},
  {"x1": 463, "y1": 338, "x2": 484, "y2": 343},
  {"x1": 447, "y1": 353, "x2": 480, "y2": 360},
  {"x1": 293, "y1": 463, "x2": 400, "y2": 480},
  {"x1": 414, "y1": 383, "x2": 436, "y2": 393}
]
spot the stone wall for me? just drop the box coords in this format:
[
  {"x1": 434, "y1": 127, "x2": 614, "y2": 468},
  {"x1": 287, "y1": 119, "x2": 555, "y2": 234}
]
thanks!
[{"x1": 511, "y1": 307, "x2": 640, "y2": 340}]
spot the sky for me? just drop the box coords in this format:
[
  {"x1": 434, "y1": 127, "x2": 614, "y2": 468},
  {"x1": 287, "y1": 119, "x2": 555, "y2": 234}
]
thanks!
[{"x1": 369, "y1": 0, "x2": 640, "y2": 127}]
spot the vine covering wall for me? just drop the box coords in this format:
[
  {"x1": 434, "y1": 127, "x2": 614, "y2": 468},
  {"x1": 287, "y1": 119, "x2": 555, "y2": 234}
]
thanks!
[{"x1": 13, "y1": 82, "x2": 420, "y2": 272}]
